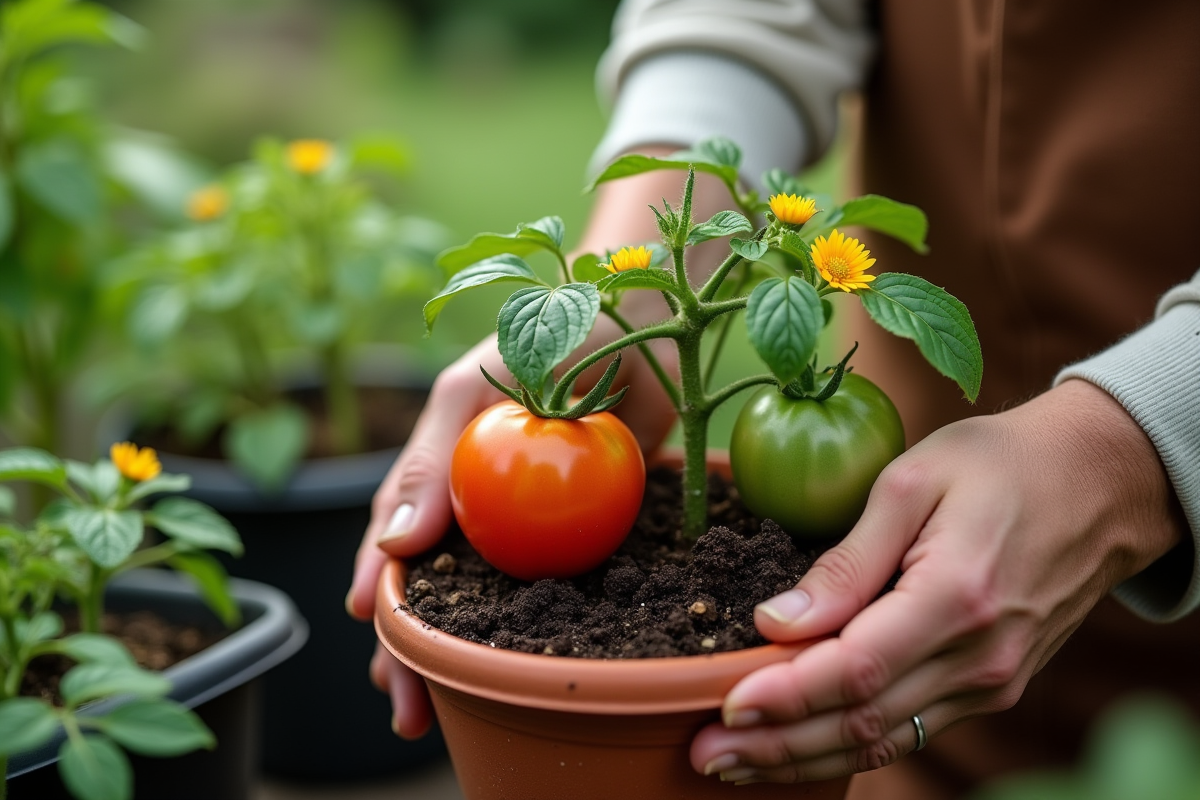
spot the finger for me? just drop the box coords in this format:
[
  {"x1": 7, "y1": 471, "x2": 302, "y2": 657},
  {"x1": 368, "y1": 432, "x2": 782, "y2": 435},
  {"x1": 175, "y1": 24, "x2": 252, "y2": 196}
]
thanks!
[
  {"x1": 693, "y1": 702, "x2": 953, "y2": 784},
  {"x1": 754, "y1": 458, "x2": 947, "y2": 643},
  {"x1": 370, "y1": 643, "x2": 434, "y2": 740}
]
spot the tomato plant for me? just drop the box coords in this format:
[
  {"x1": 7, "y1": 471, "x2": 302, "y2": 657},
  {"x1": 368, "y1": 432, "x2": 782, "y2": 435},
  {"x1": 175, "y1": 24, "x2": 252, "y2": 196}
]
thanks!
[
  {"x1": 450, "y1": 400, "x2": 645, "y2": 581},
  {"x1": 730, "y1": 371, "x2": 904, "y2": 540}
]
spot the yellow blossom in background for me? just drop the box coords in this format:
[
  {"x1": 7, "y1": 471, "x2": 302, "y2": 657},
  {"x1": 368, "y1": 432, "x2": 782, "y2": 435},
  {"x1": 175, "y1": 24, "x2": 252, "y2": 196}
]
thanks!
[
  {"x1": 601, "y1": 246, "x2": 653, "y2": 274},
  {"x1": 286, "y1": 139, "x2": 335, "y2": 175},
  {"x1": 110, "y1": 442, "x2": 162, "y2": 482},
  {"x1": 768, "y1": 193, "x2": 818, "y2": 226},
  {"x1": 186, "y1": 185, "x2": 229, "y2": 222},
  {"x1": 810, "y1": 229, "x2": 877, "y2": 292}
]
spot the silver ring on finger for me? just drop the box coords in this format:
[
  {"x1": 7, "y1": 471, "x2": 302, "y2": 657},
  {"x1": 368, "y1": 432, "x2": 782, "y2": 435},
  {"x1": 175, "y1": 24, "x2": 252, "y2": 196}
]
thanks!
[{"x1": 911, "y1": 714, "x2": 928, "y2": 751}]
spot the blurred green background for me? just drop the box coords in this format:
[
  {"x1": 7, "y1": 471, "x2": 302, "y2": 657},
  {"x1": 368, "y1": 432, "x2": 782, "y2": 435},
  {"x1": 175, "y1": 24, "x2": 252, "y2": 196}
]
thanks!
[{"x1": 81, "y1": 0, "x2": 844, "y2": 448}]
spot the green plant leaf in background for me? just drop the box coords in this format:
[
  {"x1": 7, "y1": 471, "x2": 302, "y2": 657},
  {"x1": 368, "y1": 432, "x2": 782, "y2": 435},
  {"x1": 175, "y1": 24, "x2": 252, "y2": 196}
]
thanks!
[
  {"x1": 0, "y1": 168, "x2": 13, "y2": 250},
  {"x1": 745, "y1": 276, "x2": 824, "y2": 385},
  {"x1": 147, "y1": 497, "x2": 242, "y2": 555},
  {"x1": 167, "y1": 551, "x2": 241, "y2": 627},
  {"x1": 59, "y1": 663, "x2": 170, "y2": 708},
  {"x1": 15, "y1": 138, "x2": 103, "y2": 224},
  {"x1": 423, "y1": 254, "x2": 545, "y2": 332},
  {"x1": 55, "y1": 633, "x2": 137, "y2": 666},
  {"x1": 0, "y1": 485, "x2": 15, "y2": 517},
  {"x1": 436, "y1": 216, "x2": 565, "y2": 274},
  {"x1": 347, "y1": 132, "x2": 410, "y2": 178},
  {"x1": 858, "y1": 272, "x2": 982, "y2": 401},
  {"x1": 0, "y1": 697, "x2": 59, "y2": 757},
  {"x1": 124, "y1": 472, "x2": 191, "y2": 504},
  {"x1": 63, "y1": 507, "x2": 143, "y2": 568},
  {"x1": 95, "y1": 698, "x2": 215, "y2": 757},
  {"x1": 497, "y1": 283, "x2": 600, "y2": 390},
  {"x1": 0, "y1": 0, "x2": 145, "y2": 62},
  {"x1": 65, "y1": 459, "x2": 120, "y2": 504},
  {"x1": 730, "y1": 238, "x2": 768, "y2": 262},
  {"x1": 59, "y1": 733, "x2": 132, "y2": 800},
  {"x1": 761, "y1": 168, "x2": 809, "y2": 199},
  {"x1": 687, "y1": 210, "x2": 752, "y2": 246},
  {"x1": 588, "y1": 153, "x2": 739, "y2": 196},
  {"x1": 128, "y1": 284, "x2": 188, "y2": 347},
  {"x1": 223, "y1": 404, "x2": 308, "y2": 492},
  {"x1": 816, "y1": 195, "x2": 929, "y2": 254},
  {"x1": 21, "y1": 610, "x2": 64, "y2": 644},
  {"x1": 570, "y1": 253, "x2": 608, "y2": 283},
  {"x1": 0, "y1": 447, "x2": 67, "y2": 487}
]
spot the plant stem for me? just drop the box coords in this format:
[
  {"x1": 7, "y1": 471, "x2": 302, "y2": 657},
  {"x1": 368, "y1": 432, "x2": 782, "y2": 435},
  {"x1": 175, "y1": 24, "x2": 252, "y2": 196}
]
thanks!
[
  {"x1": 1, "y1": 614, "x2": 21, "y2": 699},
  {"x1": 549, "y1": 321, "x2": 682, "y2": 410},
  {"x1": 698, "y1": 296, "x2": 748, "y2": 323},
  {"x1": 80, "y1": 564, "x2": 106, "y2": 635},
  {"x1": 705, "y1": 374, "x2": 777, "y2": 413},
  {"x1": 701, "y1": 265, "x2": 753, "y2": 391},
  {"x1": 113, "y1": 542, "x2": 178, "y2": 573},
  {"x1": 675, "y1": 326, "x2": 711, "y2": 541},
  {"x1": 697, "y1": 250, "x2": 745, "y2": 303},
  {"x1": 601, "y1": 305, "x2": 680, "y2": 410},
  {"x1": 321, "y1": 340, "x2": 363, "y2": 455},
  {"x1": 229, "y1": 309, "x2": 274, "y2": 407}
]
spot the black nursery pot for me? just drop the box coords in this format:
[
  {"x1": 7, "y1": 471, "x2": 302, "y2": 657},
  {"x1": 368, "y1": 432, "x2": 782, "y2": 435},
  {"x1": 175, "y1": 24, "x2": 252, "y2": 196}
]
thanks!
[
  {"x1": 116, "y1": 375, "x2": 446, "y2": 781},
  {"x1": 5, "y1": 569, "x2": 308, "y2": 800}
]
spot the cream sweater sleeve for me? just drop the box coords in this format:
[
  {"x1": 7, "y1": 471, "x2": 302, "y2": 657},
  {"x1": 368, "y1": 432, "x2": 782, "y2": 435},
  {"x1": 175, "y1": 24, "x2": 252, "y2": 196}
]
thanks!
[
  {"x1": 590, "y1": 0, "x2": 874, "y2": 186},
  {"x1": 1054, "y1": 272, "x2": 1200, "y2": 623}
]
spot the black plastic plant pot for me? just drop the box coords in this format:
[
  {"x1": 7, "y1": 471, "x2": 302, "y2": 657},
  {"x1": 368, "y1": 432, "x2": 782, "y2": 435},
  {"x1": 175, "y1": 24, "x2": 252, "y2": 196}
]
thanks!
[
  {"x1": 5, "y1": 569, "x2": 308, "y2": 800},
  {"x1": 103, "y1": 370, "x2": 446, "y2": 781}
]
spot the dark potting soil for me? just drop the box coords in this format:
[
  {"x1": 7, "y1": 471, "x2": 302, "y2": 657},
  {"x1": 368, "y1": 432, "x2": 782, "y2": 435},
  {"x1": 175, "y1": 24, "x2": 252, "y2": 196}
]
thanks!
[
  {"x1": 405, "y1": 466, "x2": 825, "y2": 659},
  {"x1": 136, "y1": 385, "x2": 427, "y2": 460},
  {"x1": 21, "y1": 611, "x2": 225, "y2": 707}
]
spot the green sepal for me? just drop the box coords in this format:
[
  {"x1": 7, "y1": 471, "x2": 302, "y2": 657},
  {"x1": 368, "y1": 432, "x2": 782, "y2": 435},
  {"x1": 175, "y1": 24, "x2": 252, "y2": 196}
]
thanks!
[
  {"x1": 811, "y1": 342, "x2": 859, "y2": 402},
  {"x1": 559, "y1": 354, "x2": 624, "y2": 419},
  {"x1": 478, "y1": 365, "x2": 523, "y2": 404}
]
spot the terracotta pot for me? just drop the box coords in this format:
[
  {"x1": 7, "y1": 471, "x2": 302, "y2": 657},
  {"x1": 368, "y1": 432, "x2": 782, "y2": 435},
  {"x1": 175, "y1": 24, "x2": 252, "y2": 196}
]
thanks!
[{"x1": 374, "y1": 452, "x2": 850, "y2": 800}]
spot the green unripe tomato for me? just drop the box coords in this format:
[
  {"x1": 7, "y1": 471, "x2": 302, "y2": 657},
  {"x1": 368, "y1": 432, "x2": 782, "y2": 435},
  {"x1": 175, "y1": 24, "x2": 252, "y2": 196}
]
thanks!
[{"x1": 730, "y1": 372, "x2": 905, "y2": 540}]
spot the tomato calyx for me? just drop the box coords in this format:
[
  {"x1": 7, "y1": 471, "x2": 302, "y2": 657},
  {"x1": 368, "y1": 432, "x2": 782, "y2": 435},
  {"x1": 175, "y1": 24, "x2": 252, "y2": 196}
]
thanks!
[
  {"x1": 479, "y1": 353, "x2": 629, "y2": 420},
  {"x1": 781, "y1": 341, "x2": 859, "y2": 402}
]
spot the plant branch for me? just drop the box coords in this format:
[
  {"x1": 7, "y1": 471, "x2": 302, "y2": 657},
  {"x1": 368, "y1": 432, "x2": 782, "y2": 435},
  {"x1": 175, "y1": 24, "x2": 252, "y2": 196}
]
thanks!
[
  {"x1": 698, "y1": 296, "x2": 747, "y2": 323},
  {"x1": 697, "y1": 247, "x2": 748, "y2": 303},
  {"x1": 601, "y1": 305, "x2": 681, "y2": 411},
  {"x1": 705, "y1": 374, "x2": 777, "y2": 413},
  {"x1": 548, "y1": 320, "x2": 683, "y2": 410}
]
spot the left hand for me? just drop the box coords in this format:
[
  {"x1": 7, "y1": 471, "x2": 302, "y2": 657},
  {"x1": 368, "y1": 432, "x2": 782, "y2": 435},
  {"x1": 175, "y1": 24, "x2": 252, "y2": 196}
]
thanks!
[{"x1": 690, "y1": 379, "x2": 1186, "y2": 784}]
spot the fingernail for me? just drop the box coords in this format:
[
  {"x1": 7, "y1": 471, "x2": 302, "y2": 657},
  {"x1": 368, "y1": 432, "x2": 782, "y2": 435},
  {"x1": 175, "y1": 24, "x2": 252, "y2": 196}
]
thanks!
[
  {"x1": 723, "y1": 708, "x2": 762, "y2": 728},
  {"x1": 704, "y1": 754, "x2": 739, "y2": 775},
  {"x1": 719, "y1": 767, "x2": 757, "y2": 782},
  {"x1": 734, "y1": 778, "x2": 765, "y2": 786},
  {"x1": 379, "y1": 503, "x2": 415, "y2": 544},
  {"x1": 756, "y1": 589, "x2": 811, "y2": 624},
  {"x1": 344, "y1": 589, "x2": 356, "y2": 617}
]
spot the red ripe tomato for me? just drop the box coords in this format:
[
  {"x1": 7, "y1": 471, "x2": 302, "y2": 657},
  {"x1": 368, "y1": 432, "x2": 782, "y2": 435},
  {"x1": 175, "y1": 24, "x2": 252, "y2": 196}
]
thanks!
[{"x1": 449, "y1": 401, "x2": 645, "y2": 581}]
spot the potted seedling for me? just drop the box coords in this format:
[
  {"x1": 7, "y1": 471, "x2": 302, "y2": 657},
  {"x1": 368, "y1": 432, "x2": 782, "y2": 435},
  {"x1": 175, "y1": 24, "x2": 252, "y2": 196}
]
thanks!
[
  {"x1": 98, "y1": 138, "x2": 450, "y2": 778},
  {"x1": 0, "y1": 443, "x2": 306, "y2": 800},
  {"x1": 374, "y1": 138, "x2": 983, "y2": 799}
]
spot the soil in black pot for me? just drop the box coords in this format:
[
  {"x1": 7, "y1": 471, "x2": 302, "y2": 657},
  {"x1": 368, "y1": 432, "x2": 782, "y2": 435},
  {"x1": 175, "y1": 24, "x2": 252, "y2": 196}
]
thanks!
[{"x1": 405, "y1": 466, "x2": 829, "y2": 659}]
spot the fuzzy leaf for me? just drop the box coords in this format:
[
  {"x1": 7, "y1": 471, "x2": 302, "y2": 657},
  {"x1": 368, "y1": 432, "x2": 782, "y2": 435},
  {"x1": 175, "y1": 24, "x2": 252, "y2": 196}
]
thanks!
[
  {"x1": 675, "y1": 137, "x2": 743, "y2": 169},
  {"x1": 97, "y1": 698, "x2": 215, "y2": 757},
  {"x1": 497, "y1": 284, "x2": 600, "y2": 390},
  {"x1": 817, "y1": 195, "x2": 928, "y2": 254},
  {"x1": 687, "y1": 210, "x2": 752, "y2": 245},
  {"x1": 588, "y1": 153, "x2": 738, "y2": 193},
  {"x1": 423, "y1": 254, "x2": 544, "y2": 332},
  {"x1": 149, "y1": 497, "x2": 242, "y2": 555},
  {"x1": 518, "y1": 215, "x2": 565, "y2": 250},
  {"x1": 730, "y1": 238, "x2": 768, "y2": 262},
  {"x1": 745, "y1": 277, "x2": 824, "y2": 385},
  {"x1": 437, "y1": 217, "x2": 564, "y2": 273},
  {"x1": 859, "y1": 273, "x2": 982, "y2": 401},
  {"x1": 762, "y1": 168, "x2": 809, "y2": 199},
  {"x1": 594, "y1": 267, "x2": 678, "y2": 295}
]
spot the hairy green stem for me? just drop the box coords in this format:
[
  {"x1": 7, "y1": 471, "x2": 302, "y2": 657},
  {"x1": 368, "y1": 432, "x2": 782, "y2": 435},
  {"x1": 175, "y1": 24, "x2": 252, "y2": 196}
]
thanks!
[
  {"x1": 697, "y1": 250, "x2": 745, "y2": 303},
  {"x1": 549, "y1": 321, "x2": 682, "y2": 410},
  {"x1": 601, "y1": 305, "x2": 681, "y2": 411},
  {"x1": 698, "y1": 296, "x2": 748, "y2": 323},
  {"x1": 705, "y1": 374, "x2": 777, "y2": 413},
  {"x1": 676, "y1": 327, "x2": 711, "y2": 541}
]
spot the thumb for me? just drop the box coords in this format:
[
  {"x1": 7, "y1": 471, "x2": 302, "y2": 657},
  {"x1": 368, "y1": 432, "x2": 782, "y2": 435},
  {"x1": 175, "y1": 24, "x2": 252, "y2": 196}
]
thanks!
[
  {"x1": 347, "y1": 346, "x2": 505, "y2": 621},
  {"x1": 754, "y1": 461, "x2": 942, "y2": 641}
]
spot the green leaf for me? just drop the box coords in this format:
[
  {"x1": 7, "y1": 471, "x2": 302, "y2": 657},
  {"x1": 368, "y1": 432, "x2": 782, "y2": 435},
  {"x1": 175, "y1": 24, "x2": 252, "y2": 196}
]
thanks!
[
  {"x1": 761, "y1": 168, "x2": 809, "y2": 199},
  {"x1": 437, "y1": 218, "x2": 565, "y2": 273},
  {"x1": 675, "y1": 137, "x2": 743, "y2": 169},
  {"x1": 0, "y1": 168, "x2": 14, "y2": 250},
  {"x1": 819, "y1": 195, "x2": 928, "y2": 254},
  {"x1": 347, "y1": 133, "x2": 410, "y2": 177},
  {"x1": 0, "y1": 484, "x2": 15, "y2": 517},
  {"x1": 124, "y1": 472, "x2": 191, "y2": 504},
  {"x1": 730, "y1": 238, "x2": 768, "y2": 262},
  {"x1": 22, "y1": 610, "x2": 64, "y2": 644},
  {"x1": 497, "y1": 284, "x2": 600, "y2": 390},
  {"x1": 56, "y1": 634, "x2": 136, "y2": 666},
  {"x1": 1, "y1": 0, "x2": 144, "y2": 61},
  {"x1": 66, "y1": 460, "x2": 120, "y2": 504},
  {"x1": 15, "y1": 139, "x2": 102, "y2": 224},
  {"x1": 0, "y1": 447, "x2": 66, "y2": 487},
  {"x1": 96, "y1": 698, "x2": 215, "y2": 757},
  {"x1": 687, "y1": 210, "x2": 752, "y2": 246},
  {"x1": 745, "y1": 277, "x2": 824, "y2": 385},
  {"x1": 63, "y1": 507, "x2": 143, "y2": 568},
  {"x1": 588, "y1": 154, "x2": 739, "y2": 194},
  {"x1": 223, "y1": 404, "x2": 308, "y2": 493},
  {"x1": 570, "y1": 253, "x2": 608, "y2": 283},
  {"x1": 168, "y1": 551, "x2": 241, "y2": 627},
  {"x1": 423, "y1": 254, "x2": 544, "y2": 333},
  {"x1": 149, "y1": 496, "x2": 242, "y2": 555},
  {"x1": 594, "y1": 267, "x2": 678, "y2": 295},
  {"x1": 289, "y1": 301, "x2": 344, "y2": 346},
  {"x1": 59, "y1": 734, "x2": 132, "y2": 800},
  {"x1": 0, "y1": 698, "x2": 59, "y2": 757},
  {"x1": 859, "y1": 273, "x2": 983, "y2": 401},
  {"x1": 60, "y1": 663, "x2": 171, "y2": 708},
  {"x1": 128, "y1": 285, "x2": 188, "y2": 346}
]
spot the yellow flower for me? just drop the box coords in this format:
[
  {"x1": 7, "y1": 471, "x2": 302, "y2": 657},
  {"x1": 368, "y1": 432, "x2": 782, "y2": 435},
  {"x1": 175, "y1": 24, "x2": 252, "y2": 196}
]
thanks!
[
  {"x1": 810, "y1": 229, "x2": 877, "y2": 292},
  {"x1": 600, "y1": 246, "x2": 653, "y2": 274},
  {"x1": 768, "y1": 193, "x2": 819, "y2": 226},
  {"x1": 186, "y1": 185, "x2": 229, "y2": 222},
  {"x1": 286, "y1": 139, "x2": 335, "y2": 175},
  {"x1": 110, "y1": 442, "x2": 162, "y2": 483}
]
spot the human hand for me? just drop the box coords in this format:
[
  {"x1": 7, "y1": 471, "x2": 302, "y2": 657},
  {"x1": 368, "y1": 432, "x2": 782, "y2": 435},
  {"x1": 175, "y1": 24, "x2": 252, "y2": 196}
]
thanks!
[{"x1": 691, "y1": 379, "x2": 1185, "y2": 784}]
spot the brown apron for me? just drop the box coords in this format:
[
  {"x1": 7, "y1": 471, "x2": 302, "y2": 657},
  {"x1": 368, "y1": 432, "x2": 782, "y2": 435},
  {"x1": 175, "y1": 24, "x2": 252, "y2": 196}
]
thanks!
[{"x1": 839, "y1": 1, "x2": 1200, "y2": 796}]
